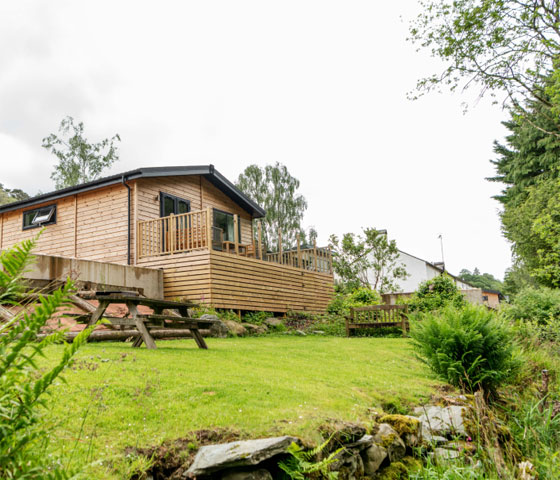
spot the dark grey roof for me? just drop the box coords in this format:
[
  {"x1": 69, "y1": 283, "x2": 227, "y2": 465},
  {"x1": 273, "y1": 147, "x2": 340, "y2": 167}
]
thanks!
[{"x1": 0, "y1": 165, "x2": 266, "y2": 218}]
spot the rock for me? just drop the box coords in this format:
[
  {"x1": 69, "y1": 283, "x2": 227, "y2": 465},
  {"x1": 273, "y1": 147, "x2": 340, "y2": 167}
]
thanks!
[
  {"x1": 360, "y1": 443, "x2": 387, "y2": 476},
  {"x1": 242, "y1": 323, "x2": 268, "y2": 335},
  {"x1": 344, "y1": 434, "x2": 374, "y2": 451},
  {"x1": 264, "y1": 317, "x2": 284, "y2": 328},
  {"x1": 186, "y1": 436, "x2": 298, "y2": 477},
  {"x1": 295, "y1": 330, "x2": 306, "y2": 336},
  {"x1": 199, "y1": 315, "x2": 228, "y2": 338},
  {"x1": 416, "y1": 405, "x2": 468, "y2": 438},
  {"x1": 422, "y1": 432, "x2": 448, "y2": 446},
  {"x1": 379, "y1": 414, "x2": 421, "y2": 448},
  {"x1": 311, "y1": 330, "x2": 326, "y2": 335},
  {"x1": 371, "y1": 423, "x2": 406, "y2": 463},
  {"x1": 221, "y1": 469, "x2": 273, "y2": 480},
  {"x1": 332, "y1": 450, "x2": 364, "y2": 480},
  {"x1": 433, "y1": 447, "x2": 460, "y2": 462},
  {"x1": 223, "y1": 320, "x2": 247, "y2": 337},
  {"x1": 319, "y1": 420, "x2": 367, "y2": 452}
]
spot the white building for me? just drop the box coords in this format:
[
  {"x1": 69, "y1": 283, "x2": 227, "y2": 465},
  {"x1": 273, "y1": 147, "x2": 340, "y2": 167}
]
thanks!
[{"x1": 393, "y1": 250, "x2": 474, "y2": 293}]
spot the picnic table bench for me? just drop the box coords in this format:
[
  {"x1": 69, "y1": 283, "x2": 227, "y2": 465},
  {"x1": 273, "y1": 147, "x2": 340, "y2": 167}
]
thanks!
[
  {"x1": 83, "y1": 292, "x2": 213, "y2": 350},
  {"x1": 345, "y1": 304, "x2": 409, "y2": 337}
]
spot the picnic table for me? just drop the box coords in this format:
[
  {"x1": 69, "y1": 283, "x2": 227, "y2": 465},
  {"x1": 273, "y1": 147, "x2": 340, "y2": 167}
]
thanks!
[{"x1": 85, "y1": 292, "x2": 214, "y2": 350}]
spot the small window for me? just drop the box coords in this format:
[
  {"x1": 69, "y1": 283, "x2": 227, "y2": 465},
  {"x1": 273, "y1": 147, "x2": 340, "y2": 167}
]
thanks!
[{"x1": 22, "y1": 204, "x2": 57, "y2": 230}]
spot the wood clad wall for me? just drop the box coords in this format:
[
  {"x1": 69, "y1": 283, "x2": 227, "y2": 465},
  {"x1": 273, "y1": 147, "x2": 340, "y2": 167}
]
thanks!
[
  {"x1": 135, "y1": 176, "x2": 253, "y2": 247},
  {"x1": 0, "y1": 196, "x2": 76, "y2": 257},
  {"x1": 0, "y1": 184, "x2": 129, "y2": 264},
  {"x1": 136, "y1": 249, "x2": 212, "y2": 305},
  {"x1": 76, "y1": 184, "x2": 129, "y2": 263},
  {"x1": 208, "y1": 251, "x2": 334, "y2": 313}
]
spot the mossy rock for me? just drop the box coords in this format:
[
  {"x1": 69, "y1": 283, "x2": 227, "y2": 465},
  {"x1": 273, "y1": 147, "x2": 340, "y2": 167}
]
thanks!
[
  {"x1": 376, "y1": 456, "x2": 421, "y2": 479},
  {"x1": 378, "y1": 415, "x2": 420, "y2": 436},
  {"x1": 375, "y1": 461, "x2": 408, "y2": 479}
]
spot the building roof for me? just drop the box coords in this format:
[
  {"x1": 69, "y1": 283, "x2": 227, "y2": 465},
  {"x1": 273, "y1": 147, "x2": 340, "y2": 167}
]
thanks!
[{"x1": 0, "y1": 165, "x2": 266, "y2": 218}]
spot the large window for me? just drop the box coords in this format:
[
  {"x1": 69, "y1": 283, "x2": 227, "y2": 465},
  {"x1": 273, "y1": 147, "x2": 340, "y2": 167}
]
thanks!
[
  {"x1": 213, "y1": 209, "x2": 241, "y2": 243},
  {"x1": 160, "y1": 192, "x2": 190, "y2": 217},
  {"x1": 22, "y1": 204, "x2": 57, "y2": 230}
]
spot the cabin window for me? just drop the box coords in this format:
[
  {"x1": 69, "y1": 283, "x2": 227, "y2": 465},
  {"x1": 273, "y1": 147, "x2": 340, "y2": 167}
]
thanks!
[
  {"x1": 22, "y1": 204, "x2": 57, "y2": 230},
  {"x1": 213, "y1": 209, "x2": 241, "y2": 243},
  {"x1": 160, "y1": 192, "x2": 190, "y2": 217}
]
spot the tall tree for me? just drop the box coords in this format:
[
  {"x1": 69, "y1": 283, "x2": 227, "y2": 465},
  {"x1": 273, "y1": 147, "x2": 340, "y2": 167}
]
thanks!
[
  {"x1": 329, "y1": 228, "x2": 408, "y2": 293},
  {"x1": 459, "y1": 268, "x2": 504, "y2": 291},
  {"x1": 489, "y1": 99, "x2": 560, "y2": 207},
  {"x1": 0, "y1": 184, "x2": 29, "y2": 206},
  {"x1": 409, "y1": 0, "x2": 560, "y2": 132},
  {"x1": 236, "y1": 163, "x2": 307, "y2": 251},
  {"x1": 42, "y1": 116, "x2": 121, "y2": 189}
]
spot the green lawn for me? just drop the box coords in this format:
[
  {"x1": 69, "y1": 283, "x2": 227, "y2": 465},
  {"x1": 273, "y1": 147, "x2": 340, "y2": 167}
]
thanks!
[{"x1": 41, "y1": 336, "x2": 438, "y2": 477}]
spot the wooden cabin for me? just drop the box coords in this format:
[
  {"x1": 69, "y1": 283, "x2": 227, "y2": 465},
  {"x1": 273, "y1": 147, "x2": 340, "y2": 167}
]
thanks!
[{"x1": 0, "y1": 165, "x2": 334, "y2": 313}]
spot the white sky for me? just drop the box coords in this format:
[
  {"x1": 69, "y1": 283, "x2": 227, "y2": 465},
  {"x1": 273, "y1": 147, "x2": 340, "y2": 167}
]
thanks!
[{"x1": 0, "y1": 1, "x2": 512, "y2": 279}]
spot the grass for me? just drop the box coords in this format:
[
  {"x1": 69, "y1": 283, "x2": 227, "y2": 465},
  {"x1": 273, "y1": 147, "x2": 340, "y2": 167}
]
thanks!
[{"x1": 39, "y1": 336, "x2": 438, "y2": 477}]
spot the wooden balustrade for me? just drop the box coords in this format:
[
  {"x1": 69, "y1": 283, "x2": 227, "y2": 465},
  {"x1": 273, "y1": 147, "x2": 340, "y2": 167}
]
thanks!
[
  {"x1": 137, "y1": 209, "x2": 211, "y2": 258},
  {"x1": 265, "y1": 246, "x2": 332, "y2": 273}
]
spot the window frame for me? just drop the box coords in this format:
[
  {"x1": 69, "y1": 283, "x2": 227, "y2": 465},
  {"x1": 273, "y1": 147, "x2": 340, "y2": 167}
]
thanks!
[
  {"x1": 212, "y1": 208, "x2": 242, "y2": 243},
  {"x1": 159, "y1": 192, "x2": 191, "y2": 217},
  {"x1": 22, "y1": 204, "x2": 57, "y2": 230}
]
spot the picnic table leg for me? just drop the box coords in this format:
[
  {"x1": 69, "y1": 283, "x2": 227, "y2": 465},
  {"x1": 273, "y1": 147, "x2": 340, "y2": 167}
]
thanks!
[
  {"x1": 190, "y1": 328, "x2": 208, "y2": 349},
  {"x1": 88, "y1": 300, "x2": 109, "y2": 327},
  {"x1": 128, "y1": 303, "x2": 157, "y2": 349}
]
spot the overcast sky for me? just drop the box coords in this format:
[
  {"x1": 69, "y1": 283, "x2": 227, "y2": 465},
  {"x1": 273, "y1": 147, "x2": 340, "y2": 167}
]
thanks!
[{"x1": 0, "y1": 1, "x2": 512, "y2": 279}]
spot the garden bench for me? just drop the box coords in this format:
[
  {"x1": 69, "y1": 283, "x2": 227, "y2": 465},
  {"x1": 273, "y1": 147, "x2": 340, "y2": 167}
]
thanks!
[{"x1": 345, "y1": 304, "x2": 409, "y2": 337}]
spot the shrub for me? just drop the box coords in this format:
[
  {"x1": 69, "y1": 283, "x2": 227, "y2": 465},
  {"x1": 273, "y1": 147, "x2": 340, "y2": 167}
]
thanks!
[
  {"x1": 503, "y1": 286, "x2": 560, "y2": 325},
  {"x1": 410, "y1": 305, "x2": 520, "y2": 395},
  {"x1": 408, "y1": 274, "x2": 466, "y2": 312},
  {"x1": 242, "y1": 311, "x2": 273, "y2": 325},
  {"x1": 327, "y1": 287, "x2": 381, "y2": 315},
  {"x1": 0, "y1": 236, "x2": 94, "y2": 478}
]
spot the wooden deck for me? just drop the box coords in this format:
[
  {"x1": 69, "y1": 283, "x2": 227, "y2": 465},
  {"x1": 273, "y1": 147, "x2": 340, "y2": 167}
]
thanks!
[{"x1": 137, "y1": 249, "x2": 334, "y2": 313}]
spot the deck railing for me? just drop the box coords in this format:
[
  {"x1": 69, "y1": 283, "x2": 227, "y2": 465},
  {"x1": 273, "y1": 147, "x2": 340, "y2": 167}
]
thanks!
[
  {"x1": 265, "y1": 247, "x2": 332, "y2": 273},
  {"x1": 137, "y1": 209, "x2": 211, "y2": 258},
  {"x1": 137, "y1": 209, "x2": 333, "y2": 274}
]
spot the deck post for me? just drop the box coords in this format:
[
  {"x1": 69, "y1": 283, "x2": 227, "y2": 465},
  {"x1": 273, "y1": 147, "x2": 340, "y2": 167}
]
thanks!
[
  {"x1": 258, "y1": 220, "x2": 263, "y2": 260},
  {"x1": 234, "y1": 214, "x2": 239, "y2": 255},
  {"x1": 278, "y1": 228, "x2": 283, "y2": 265},
  {"x1": 297, "y1": 234, "x2": 301, "y2": 269},
  {"x1": 169, "y1": 214, "x2": 175, "y2": 253},
  {"x1": 313, "y1": 239, "x2": 318, "y2": 272},
  {"x1": 206, "y1": 207, "x2": 212, "y2": 250}
]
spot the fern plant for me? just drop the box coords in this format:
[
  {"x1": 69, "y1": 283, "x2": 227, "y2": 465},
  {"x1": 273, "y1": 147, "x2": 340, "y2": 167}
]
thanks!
[
  {"x1": 278, "y1": 437, "x2": 343, "y2": 480},
  {"x1": 0, "y1": 237, "x2": 95, "y2": 479}
]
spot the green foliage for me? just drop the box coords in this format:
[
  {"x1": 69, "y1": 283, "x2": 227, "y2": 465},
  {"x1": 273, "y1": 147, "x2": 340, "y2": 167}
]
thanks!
[
  {"x1": 236, "y1": 163, "x2": 307, "y2": 251},
  {"x1": 327, "y1": 287, "x2": 381, "y2": 315},
  {"x1": 501, "y1": 177, "x2": 560, "y2": 287},
  {"x1": 507, "y1": 397, "x2": 560, "y2": 479},
  {"x1": 502, "y1": 262, "x2": 536, "y2": 297},
  {"x1": 0, "y1": 183, "x2": 29, "y2": 206},
  {"x1": 408, "y1": 0, "x2": 560, "y2": 121},
  {"x1": 242, "y1": 311, "x2": 273, "y2": 325},
  {"x1": 408, "y1": 275, "x2": 466, "y2": 312},
  {"x1": 329, "y1": 228, "x2": 408, "y2": 293},
  {"x1": 503, "y1": 287, "x2": 560, "y2": 325},
  {"x1": 42, "y1": 116, "x2": 121, "y2": 189},
  {"x1": 0, "y1": 239, "x2": 94, "y2": 479},
  {"x1": 278, "y1": 438, "x2": 341, "y2": 480},
  {"x1": 458, "y1": 268, "x2": 503, "y2": 292},
  {"x1": 0, "y1": 234, "x2": 38, "y2": 304},
  {"x1": 410, "y1": 305, "x2": 520, "y2": 395}
]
